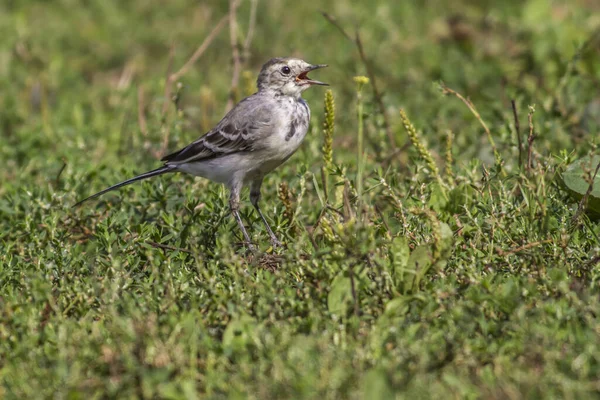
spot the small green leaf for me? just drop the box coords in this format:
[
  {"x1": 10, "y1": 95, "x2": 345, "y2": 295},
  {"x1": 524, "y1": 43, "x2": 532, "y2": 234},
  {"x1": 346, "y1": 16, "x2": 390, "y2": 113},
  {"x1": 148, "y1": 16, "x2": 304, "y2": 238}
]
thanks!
[
  {"x1": 328, "y1": 273, "x2": 352, "y2": 315},
  {"x1": 560, "y1": 155, "x2": 600, "y2": 216},
  {"x1": 362, "y1": 368, "x2": 394, "y2": 400},
  {"x1": 222, "y1": 315, "x2": 257, "y2": 353},
  {"x1": 383, "y1": 297, "x2": 410, "y2": 317},
  {"x1": 446, "y1": 183, "x2": 476, "y2": 214},
  {"x1": 439, "y1": 222, "x2": 454, "y2": 252},
  {"x1": 390, "y1": 236, "x2": 410, "y2": 287},
  {"x1": 404, "y1": 245, "x2": 433, "y2": 293},
  {"x1": 428, "y1": 182, "x2": 448, "y2": 213}
]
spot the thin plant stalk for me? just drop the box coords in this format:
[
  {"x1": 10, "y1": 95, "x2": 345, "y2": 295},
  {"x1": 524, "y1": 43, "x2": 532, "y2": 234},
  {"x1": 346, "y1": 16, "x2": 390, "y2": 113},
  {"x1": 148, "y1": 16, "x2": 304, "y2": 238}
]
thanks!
[{"x1": 354, "y1": 77, "x2": 369, "y2": 211}]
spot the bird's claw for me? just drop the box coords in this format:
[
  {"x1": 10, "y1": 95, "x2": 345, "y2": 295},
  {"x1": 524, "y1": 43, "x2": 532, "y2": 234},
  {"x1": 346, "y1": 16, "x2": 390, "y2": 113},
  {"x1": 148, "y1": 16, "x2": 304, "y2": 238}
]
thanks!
[{"x1": 270, "y1": 237, "x2": 284, "y2": 248}]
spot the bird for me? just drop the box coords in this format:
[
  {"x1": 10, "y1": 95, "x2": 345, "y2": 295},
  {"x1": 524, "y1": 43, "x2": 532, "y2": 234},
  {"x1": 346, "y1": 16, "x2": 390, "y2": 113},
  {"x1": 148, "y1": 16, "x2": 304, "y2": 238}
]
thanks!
[{"x1": 74, "y1": 57, "x2": 328, "y2": 249}]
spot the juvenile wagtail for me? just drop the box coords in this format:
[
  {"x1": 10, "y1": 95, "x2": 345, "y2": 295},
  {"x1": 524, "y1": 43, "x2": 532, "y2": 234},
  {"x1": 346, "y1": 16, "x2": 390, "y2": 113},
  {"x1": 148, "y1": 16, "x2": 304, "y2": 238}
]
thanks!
[{"x1": 74, "y1": 58, "x2": 328, "y2": 249}]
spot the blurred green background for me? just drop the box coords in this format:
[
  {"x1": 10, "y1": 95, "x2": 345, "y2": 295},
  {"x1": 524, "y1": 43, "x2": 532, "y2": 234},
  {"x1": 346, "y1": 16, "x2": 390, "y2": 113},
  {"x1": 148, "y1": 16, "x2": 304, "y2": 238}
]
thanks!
[
  {"x1": 2, "y1": 0, "x2": 599, "y2": 177},
  {"x1": 2, "y1": 0, "x2": 600, "y2": 398}
]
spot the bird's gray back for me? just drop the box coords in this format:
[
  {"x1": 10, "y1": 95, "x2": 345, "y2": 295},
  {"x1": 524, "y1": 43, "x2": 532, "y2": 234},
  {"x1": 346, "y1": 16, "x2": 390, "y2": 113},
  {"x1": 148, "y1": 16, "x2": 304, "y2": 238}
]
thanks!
[
  {"x1": 162, "y1": 91, "x2": 311, "y2": 167},
  {"x1": 161, "y1": 92, "x2": 278, "y2": 164}
]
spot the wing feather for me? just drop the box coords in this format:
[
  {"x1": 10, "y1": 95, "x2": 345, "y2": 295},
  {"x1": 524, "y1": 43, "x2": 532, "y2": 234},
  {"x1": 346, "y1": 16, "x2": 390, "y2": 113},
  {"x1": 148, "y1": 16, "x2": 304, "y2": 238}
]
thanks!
[{"x1": 161, "y1": 95, "x2": 274, "y2": 164}]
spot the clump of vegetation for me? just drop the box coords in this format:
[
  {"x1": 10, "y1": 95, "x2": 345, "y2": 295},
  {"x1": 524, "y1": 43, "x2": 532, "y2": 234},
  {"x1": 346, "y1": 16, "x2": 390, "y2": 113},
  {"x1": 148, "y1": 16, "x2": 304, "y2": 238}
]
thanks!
[{"x1": 1, "y1": 1, "x2": 600, "y2": 398}]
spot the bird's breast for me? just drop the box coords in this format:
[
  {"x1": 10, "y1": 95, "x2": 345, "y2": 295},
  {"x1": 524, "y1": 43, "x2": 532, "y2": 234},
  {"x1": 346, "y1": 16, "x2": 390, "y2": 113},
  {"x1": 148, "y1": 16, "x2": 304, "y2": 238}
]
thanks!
[{"x1": 266, "y1": 99, "x2": 310, "y2": 158}]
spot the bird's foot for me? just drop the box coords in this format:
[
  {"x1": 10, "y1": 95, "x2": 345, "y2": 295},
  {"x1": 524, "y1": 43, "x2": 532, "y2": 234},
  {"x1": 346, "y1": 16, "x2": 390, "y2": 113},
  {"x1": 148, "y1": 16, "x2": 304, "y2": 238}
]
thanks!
[
  {"x1": 269, "y1": 236, "x2": 284, "y2": 249},
  {"x1": 235, "y1": 240, "x2": 256, "y2": 253}
]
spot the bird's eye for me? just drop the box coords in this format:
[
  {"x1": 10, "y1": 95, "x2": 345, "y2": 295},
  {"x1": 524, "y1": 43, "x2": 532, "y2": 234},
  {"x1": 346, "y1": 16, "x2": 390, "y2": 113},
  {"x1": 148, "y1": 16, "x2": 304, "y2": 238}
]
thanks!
[{"x1": 281, "y1": 66, "x2": 291, "y2": 75}]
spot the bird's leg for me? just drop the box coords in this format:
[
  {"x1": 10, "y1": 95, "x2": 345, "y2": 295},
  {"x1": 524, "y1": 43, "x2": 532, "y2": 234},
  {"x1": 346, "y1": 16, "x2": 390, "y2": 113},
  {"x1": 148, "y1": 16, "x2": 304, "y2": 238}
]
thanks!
[
  {"x1": 229, "y1": 184, "x2": 254, "y2": 250},
  {"x1": 250, "y1": 178, "x2": 283, "y2": 248}
]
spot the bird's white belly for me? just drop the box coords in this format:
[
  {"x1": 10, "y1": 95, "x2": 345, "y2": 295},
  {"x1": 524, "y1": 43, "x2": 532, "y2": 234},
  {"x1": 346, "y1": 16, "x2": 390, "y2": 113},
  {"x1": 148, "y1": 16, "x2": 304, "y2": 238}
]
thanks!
[
  {"x1": 177, "y1": 97, "x2": 310, "y2": 186},
  {"x1": 175, "y1": 132, "x2": 305, "y2": 184},
  {"x1": 177, "y1": 153, "x2": 260, "y2": 184}
]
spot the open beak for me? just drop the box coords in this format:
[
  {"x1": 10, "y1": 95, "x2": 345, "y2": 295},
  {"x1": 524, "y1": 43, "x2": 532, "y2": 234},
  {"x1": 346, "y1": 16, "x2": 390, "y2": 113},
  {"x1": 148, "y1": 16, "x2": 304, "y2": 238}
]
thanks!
[{"x1": 296, "y1": 64, "x2": 328, "y2": 86}]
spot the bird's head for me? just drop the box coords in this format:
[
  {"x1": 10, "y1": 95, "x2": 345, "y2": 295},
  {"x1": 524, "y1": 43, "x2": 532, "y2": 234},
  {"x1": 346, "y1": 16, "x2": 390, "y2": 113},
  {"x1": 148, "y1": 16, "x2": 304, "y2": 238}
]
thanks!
[{"x1": 257, "y1": 58, "x2": 328, "y2": 97}]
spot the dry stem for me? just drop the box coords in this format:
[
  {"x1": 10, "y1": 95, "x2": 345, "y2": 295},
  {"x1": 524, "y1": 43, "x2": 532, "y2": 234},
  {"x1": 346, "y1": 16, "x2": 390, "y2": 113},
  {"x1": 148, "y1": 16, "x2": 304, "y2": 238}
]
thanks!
[
  {"x1": 441, "y1": 83, "x2": 496, "y2": 155},
  {"x1": 321, "y1": 12, "x2": 396, "y2": 151},
  {"x1": 511, "y1": 99, "x2": 523, "y2": 168},
  {"x1": 225, "y1": 0, "x2": 243, "y2": 112},
  {"x1": 157, "y1": 11, "x2": 232, "y2": 157},
  {"x1": 527, "y1": 106, "x2": 536, "y2": 172}
]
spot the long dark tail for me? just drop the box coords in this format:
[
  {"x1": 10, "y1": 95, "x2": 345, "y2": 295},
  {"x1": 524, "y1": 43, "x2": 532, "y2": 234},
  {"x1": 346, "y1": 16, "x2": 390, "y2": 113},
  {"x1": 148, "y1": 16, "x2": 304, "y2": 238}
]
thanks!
[{"x1": 73, "y1": 166, "x2": 174, "y2": 207}]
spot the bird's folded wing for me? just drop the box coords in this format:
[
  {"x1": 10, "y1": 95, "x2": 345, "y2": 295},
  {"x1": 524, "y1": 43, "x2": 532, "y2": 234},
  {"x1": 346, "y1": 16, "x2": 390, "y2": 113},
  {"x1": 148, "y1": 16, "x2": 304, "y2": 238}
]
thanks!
[{"x1": 161, "y1": 97, "x2": 274, "y2": 164}]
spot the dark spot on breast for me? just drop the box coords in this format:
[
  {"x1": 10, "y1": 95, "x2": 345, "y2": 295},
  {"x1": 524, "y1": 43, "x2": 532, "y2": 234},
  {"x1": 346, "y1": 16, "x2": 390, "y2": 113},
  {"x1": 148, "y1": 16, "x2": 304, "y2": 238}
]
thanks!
[
  {"x1": 286, "y1": 120, "x2": 298, "y2": 141},
  {"x1": 299, "y1": 99, "x2": 309, "y2": 114}
]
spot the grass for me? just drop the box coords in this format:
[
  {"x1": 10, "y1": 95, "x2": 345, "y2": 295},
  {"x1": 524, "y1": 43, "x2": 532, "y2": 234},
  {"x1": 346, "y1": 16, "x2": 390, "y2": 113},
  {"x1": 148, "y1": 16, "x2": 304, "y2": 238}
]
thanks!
[{"x1": 2, "y1": 0, "x2": 600, "y2": 398}]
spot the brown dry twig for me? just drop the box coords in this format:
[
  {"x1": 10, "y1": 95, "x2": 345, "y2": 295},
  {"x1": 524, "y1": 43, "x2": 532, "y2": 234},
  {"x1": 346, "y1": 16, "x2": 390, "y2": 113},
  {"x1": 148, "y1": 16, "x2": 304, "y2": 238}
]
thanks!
[
  {"x1": 349, "y1": 262, "x2": 360, "y2": 317},
  {"x1": 148, "y1": 241, "x2": 193, "y2": 254},
  {"x1": 583, "y1": 255, "x2": 600, "y2": 271},
  {"x1": 55, "y1": 159, "x2": 67, "y2": 188},
  {"x1": 225, "y1": 0, "x2": 243, "y2": 112},
  {"x1": 156, "y1": 12, "x2": 232, "y2": 157},
  {"x1": 320, "y1": 11, "x2": 352, "y2": 41},
  {"x1": 168, "y1": 15, "x2": 230, "y2": 84},
  {"x1": 496, "y1": 239, "x2": 553, "y2": 256},
  {"x1": 306, "y1": 207, "x2": 328, "y2": 250},
  {"x1": 511, "y1": 99, "x2": 523, "y2": 168},
  {"x1": 242, "y1": 0, "x2": 258, "y2": 62},
  {"x1": 137, "y1": 85, "x2": 148, "y2": 138},
  {"x1": 161, "y1": 43, "x2": 177, "y2": 117},
  {"x1": 226, "y1": 0, "x2": 257, "y2": 111},
  {"x1": 356, "y1": 32, "x2": 396, "y2": 151},
  {"x1": 321, "y1": 12, "x2": 396, "y2": 151},
  {"x1": 527, "y1": 105, "x2": 536, "y2": 173},
  {"x1": 440, "y1": 83, "x2": 496, "y2": 155}
]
